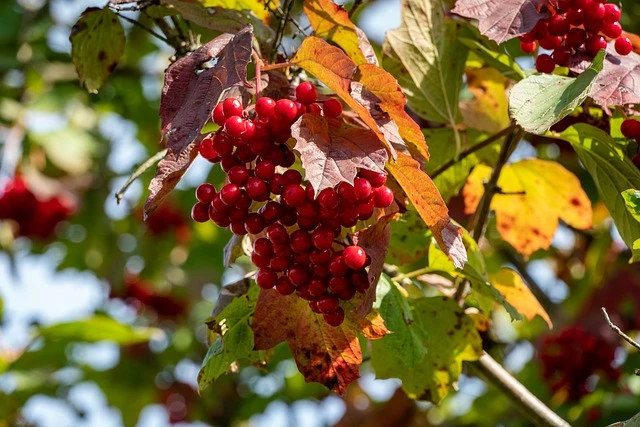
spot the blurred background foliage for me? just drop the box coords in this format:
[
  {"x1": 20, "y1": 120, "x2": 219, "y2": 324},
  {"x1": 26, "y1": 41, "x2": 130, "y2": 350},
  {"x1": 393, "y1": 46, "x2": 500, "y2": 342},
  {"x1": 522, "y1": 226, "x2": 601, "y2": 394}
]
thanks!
[{"x1": 0, "y1": 0, "x2": 639, "y2": 426}]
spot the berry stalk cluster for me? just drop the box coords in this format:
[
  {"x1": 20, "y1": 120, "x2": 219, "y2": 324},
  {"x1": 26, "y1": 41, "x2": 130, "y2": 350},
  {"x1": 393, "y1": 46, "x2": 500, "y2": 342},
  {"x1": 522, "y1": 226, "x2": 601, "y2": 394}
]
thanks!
[
  {"x1": 518, "y1": 0, "x2": 631, "y2": 74},
  {"x1": 191, "y1": 83, "x2": 395, "y2": 326}
]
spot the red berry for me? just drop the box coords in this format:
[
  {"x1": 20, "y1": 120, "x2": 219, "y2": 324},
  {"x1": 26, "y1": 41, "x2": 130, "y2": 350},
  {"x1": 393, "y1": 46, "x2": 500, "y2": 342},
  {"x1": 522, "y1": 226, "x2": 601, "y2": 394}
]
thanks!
[
  {"x1": 220, "y1": 183, "x2": 241, "y2": 206},
  {"x1": 256, "y1": 268, "x2": 277, "y2": 289},
  {"x1": 212, "y1": 103, "x2": 226, "y2": 126},
  {"x1": 191, "y1": 202, "x2": 209, "y2": 223},
  {"x1": 287, "y1": 264, "x2": 309, "y2": 287},
  {"x1": 222, "y1": 98, "x2": 243, "y2": 117},
  {"x1": 621, "y1": 119, "x2": 640, "y2": 139},
  {"x1": 535, "y1": 54, "x2": 556, "y2": 74},
  {"x1": 520, "y1": 41, "x2": 537, "y2": 54},
  {"x1": 373, "y1": 186, "x2": 394, "y2": 208},
  {"x1": 269, "y1": 173, "x2": 288, "y2": 195},
  {"x1": 224, "y1": 115, "x2": 246, "y2": 138},
  {"x1": 565, "y1": 28, "x2": 587, "y2": 48},
  {"x1": 552, "y1": 47, "x2": 571, "y2": 66},
  {"x1": 254, "y1": 238, "x2": 273, "y2": 257},
  {"x1": 270, "y1": 256, "x2": 292, "y2": 272},
  {"x1": 317, "y1": 188, "x2": 339, "y2": 210},
  {"x1": 539, "y1": 34, "x2": 562, "y2": 50},
  {"x1": 255, "y1": 97, "x2": 276, "y2": 118},
  {"x1": 602, "y1": 21, "x2": 622, "y2": 39},
  {"x1": 241, "y1": 121, "x2": 256, "y2": 141},
  {"x1": 259, "y1": 201, "x2": 285, "y2": 224},
  {"x1": 296, "y1": 82, "x2": 318, "y2": 104},
  {"x1": 251, "y1": 252, "x2": 271, "y2": 269},
  {"x1": 276, "y1": 276, "x2": 296, "y2": 295},
  {"x1": 585, "y1": 1, "x2": 605, "y2": 20},
  {"x1": 323, "y1": 98, "x2": 342, "y2": 118},
  {"x1": 615, "y1": 37, "x2": 633, "y2": 55},
  {"x1": 312, "y1": 226, "x2": 335, "y2": 250},
  {"x1": 310, "y1": 249, "x2": 332, "y2": 264},
  {"x1": 212, "y1": 134, "x2": 233, "y2": 156},
  {"x1": 354, "y1": 177, "x2": 372, "y2": 200},
  {"x1": 529, "y1": 21, "x2": 548, "y2": 40},
  {"x1": 246, "y1": 177, "x2": 269, "y2": 201},
  {"x1": 337, "y1": 182, "x2": 356, "y2": 201},
  {"x1": 343, "y1": 245, "x2": 367, "y2": 270},
  {"x1": 329, "y1": 254, "x2": 349, "y2": 277},
  {"x1": 317, "y1": 295, "x2": 339, "y2": 314},
  {"x1": 548, "y1": 15, "x2": 569, "y2": 36},
  {"x1": 244, "y1": 213, "x2": 266, "y2": 234},
  {"x1": 198, "y1": 136, "x2": 220, "y2": 162},
  {"x1": 323, "y1": 306, "x2": 345, "y2": 327},
  {"x1": 351, "y1": 270, "x2": 370, "y2": 293},
  {"x1": 281, "y1": 184, "x2": 305, "y2": 207},
  {"x1": 195, "y1": 183, "x2": 216, "y2": 203},
  {"x1": 274, "y1": 99, "x2": 298, "y2": 122},
  {"x1": 267, "y1": 223, "x2": 289, "y2": 244},
  {"x1": 307, "y1": 103, "x2": 322, "y2": 115},
  {"x1": 603, "y1": 4, "x2": 621, "y2": 23},
  {"x1": 255, "y1": 159, "x2": 275, "y2": 180},
  {"x1": 230, "y1": 221, "x2": 247, "y2": 235},
  {"x1": 290, "y1": 229, "x2": 312, "y2": 253},
  {"x1": 283, "y1": 169, "x2": 302, "y2": 185},
  {"x1": 308, "y1": 277, "x2": 328, "y2": 297},
  {"x1": 227, "y1": 166, "x2": 250, "y2": 186},
  {"x1": 359, "y1": 169, "x2": 387, "y2": 188},
  {"x1": 586, "y1": 35, "x2": 607, "y2": 56},
  {"x1": 566, "y1": 8, "x2": 584, "y2": 26}
]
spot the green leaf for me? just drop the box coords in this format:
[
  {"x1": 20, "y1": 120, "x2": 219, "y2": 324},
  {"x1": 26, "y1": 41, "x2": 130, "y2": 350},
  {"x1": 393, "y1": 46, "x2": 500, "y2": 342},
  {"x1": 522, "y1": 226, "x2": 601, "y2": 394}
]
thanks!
[
  {"x1": 555, "y1": 124, "x2": 640, "y2": 262},
  {"x1": 29, "y1": 128, "x2": 99, "y2": 175},
  {"x1": 371, "y1": 277, "x2": 482, "y2": 403},
  {"x1": 198, "y1": 285, "x2": 259, "y2": 390},
  {"x1": 509, "y1": 50, "x2": 605, "y2": 135},
  {"x1": 70, "y1": 7, "x2": 125, "y2": 93},
  {"x1": 388, "y1": 209, "x2": 432, "y2": 265},
  {"x1": 38, "y1": 315, "x2": 160, "y2": 344},
  {"x1": 382, "y1": 0, "x2": 467, "y2": 128},
  {"x1": 622, "y1": 189, "x2": 640, "y2": 223},
  {"x1": 457, "y1": 28, "x2": 525, "y2": 81}
]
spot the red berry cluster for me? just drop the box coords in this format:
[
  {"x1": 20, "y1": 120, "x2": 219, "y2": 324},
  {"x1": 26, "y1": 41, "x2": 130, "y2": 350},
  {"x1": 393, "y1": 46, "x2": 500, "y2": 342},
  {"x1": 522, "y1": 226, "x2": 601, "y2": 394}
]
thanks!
[
  {"x1": 538, "y1": 326, "x2": 620, "y2": 401},
  {"x1": 620, "y1": 118, "x2": 640, "y2": 168},
  {"x1": 191, "y1": 82, "x2": 395, "y2": 326},
  {"x1": 0, "y1": 176, "x2": 75, "y2": 240},
  {"x1": 518, "y1": 0, "x2": 631, "y2": 74}
]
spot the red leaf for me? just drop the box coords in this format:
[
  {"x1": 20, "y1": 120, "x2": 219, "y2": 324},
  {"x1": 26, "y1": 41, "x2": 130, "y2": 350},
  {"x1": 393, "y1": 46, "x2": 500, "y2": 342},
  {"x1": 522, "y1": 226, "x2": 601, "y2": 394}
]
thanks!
[
  {"x1": 145, "y1": 26, "x2": 252, "y2": 217},
  {"x1": 291, "y1": 114, "x2": 388, "y2": 196},
  {"x1": 352, "y1": 214, "x2": 394, "y2": 316},
  {"x1": 252, "y1": 290, "x2": 364, "y2": 394},
  {"x1": 568, "y1": 43, "x2": 640, "y2": 108},
  {"x1": 451, "y1": 0, "x2": 550, "y2": 44}
]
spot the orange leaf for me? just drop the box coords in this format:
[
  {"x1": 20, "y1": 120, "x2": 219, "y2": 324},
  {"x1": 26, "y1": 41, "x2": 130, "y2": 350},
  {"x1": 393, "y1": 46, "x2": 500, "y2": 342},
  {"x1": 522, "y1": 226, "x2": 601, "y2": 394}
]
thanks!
[
  {"x1": 490, "y1": 268, "x2": 552, "y2": 328},
  {"x1": 291, "y1": 36, "x2": 397, "y2": 158},
  {"x1": 463, "y1": 159, "x2": 592, "y2": 257},
  {"x1": 355, "y1": 63, "x2": 429, "y2": 161},
  {"x1": 252, "y1": 289, "x2": 385, "y2": 393},
  {"x1": 303, "y1": 0, "x2": 376, "y2": 65},
  {"x1": 386, "y1": 152, "x2": 467, "y2": 269}
]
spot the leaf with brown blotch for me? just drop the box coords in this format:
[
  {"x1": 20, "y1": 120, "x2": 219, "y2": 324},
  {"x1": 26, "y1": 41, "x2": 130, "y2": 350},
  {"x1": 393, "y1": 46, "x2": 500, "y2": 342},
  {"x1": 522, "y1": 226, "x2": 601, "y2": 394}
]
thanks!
[
  {"x1": 490, "y1": 268, "x2": 552, "y2": 328},
  {"x1": 353, "y1": 214, "x2": 394, "y2": 316},
  {"x1": 386, "y1": 152, "x2": 467, "y2": 269},
  {"x1": 291, "y1": 114, "x2": 388, "y2": 196},
  {"x1": 463, "y1": 159, "x2": 592, "y2": 257},
  {"x1": 291, "y1": 36, "x2": 397, "y2": 158},
  {"x1": 354, "y1": 64, "x2": 429, "y2": 162},
  {"x1": 451, "y1": 0, "x2": 550, "y2": 44},
  {"x1": 145, "y1": 26, "x2": 252, "y2": 217},
  {"x1": 252, "y1": 289, "x2": 383, "y2": 394},
  {"x1": 304, "y1": 0, "x2": 377, "y2": 65}
]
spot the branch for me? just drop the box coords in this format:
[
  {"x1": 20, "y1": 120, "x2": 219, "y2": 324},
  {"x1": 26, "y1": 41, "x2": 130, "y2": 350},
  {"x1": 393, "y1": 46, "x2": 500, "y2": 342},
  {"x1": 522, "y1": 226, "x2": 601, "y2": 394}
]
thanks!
[
  {"x1": 115, "y1": 149, "x2": 167, "y2": 204},
  {"x1": 113, "y1": 10, "x2": 168, "y2": 43},
  {"x1": 349, "y1": 0, "x2": 364, "y2": 17},
  {"x1": 429, "y1": 125, "x2": 516, "y2": 180},
  {"x1": 270, "y1": 0, "x2": 295, "y2": 62},
  {"x1": 607, "y1": 411, "x2": 640, "y2": 427},
  {"x1": 471, "y1": 353, "x2": 570, "y2": 427},
  {"x1": 601, "y1": 308, "x2": 640, "y2": 352}
]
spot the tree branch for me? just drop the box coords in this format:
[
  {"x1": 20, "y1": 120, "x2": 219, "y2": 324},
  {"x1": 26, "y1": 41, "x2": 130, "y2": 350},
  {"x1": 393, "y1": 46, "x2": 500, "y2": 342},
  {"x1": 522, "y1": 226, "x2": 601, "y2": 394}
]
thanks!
[
  {"x1": 607, "y1": 411, "x2": 640, "y2": 427},
  {"x1": 115, "y1": 149, "x2": 167, "y2": 204},
  {"x1": 270, "y1": 0, "x2": 295, "y2": 62},
  {"x1": 601, "y1": 308, "x2": 640, "y2": 352}
]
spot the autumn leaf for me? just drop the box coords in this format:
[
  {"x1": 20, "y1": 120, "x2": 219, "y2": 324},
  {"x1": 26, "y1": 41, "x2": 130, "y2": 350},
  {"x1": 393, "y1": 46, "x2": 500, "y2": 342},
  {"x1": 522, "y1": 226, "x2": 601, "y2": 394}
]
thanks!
[
  {"x1": 371, "y1": 278, "x2": 482, "y2": 403},
  {"x1": 304, "y1": 0, "x2": 377, "y2": 65},
  {"x1": 460, "y1": 68, "x2": 510, "y2": 133},
  {"x1": 197, "y1": 0, "x2": 276, "y2": 23},
  {"x1": 291, "y1": 36, "x2": 397, "y2": 158},
  {"x1": 386, "y1": 152, "x2": 467, "y2": 269},
  {"x1": 144, "y1": 26, "x2": 252, "y2": 217},
  {"x1": 252, "y1": 289, "x2": 386, "y2": 394},
  {"x1": 490, "y1": 268, "x2": 552, "y2": 328},
  {"x1": 451, "y1": 0, "x2": 550, "y2": 44},
  {"x1": 290, "y1": 114, "x2": 388, "y2": 196},
  {"x1": 70, "y1": 7, "x2": 125, "y2": 93},
  {"x1": 463, "y1": 159, "x2": 592, "y2": 257}
]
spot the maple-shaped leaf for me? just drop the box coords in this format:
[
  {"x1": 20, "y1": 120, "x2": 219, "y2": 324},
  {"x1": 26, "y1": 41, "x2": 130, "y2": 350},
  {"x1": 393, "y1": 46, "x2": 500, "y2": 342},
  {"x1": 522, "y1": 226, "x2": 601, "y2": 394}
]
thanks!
[
  {"x1": 145, "y1": 26, "x2": 252, "y2": 217},
  {"x1": 386, "y1": 152, "x2": 467, "y2": 269},
  {"x1": 70, "y1": 7, "x2": 125, "y2": 93},
  {"x1": 352, "y1": 214, "x2": 394, "y2": 316},
  {"x1": 451, "y1": 0, "x2": 550, "y2": 44},
  {"x1": 252, "y1": 289, "x2": 387, "y2": 394},
  {"x1": 291, "y1": 36, "x2": 397, "y2": 158},
  {"x1": 490, "y1": 268, "x2": 552, "y2": 328},
  {"x1": 568, "y1": 43, "x2": 640, "y2": 108},
  {"x1": 304, "y1": 0, "x2": 377, "y2": 65},
  {"x1": 371, "y1": 278, "x2": 482, "y2": 403},
  {"x1": 463, "y1": 159, "x2": 592, "y2": 257},
  {"x1": 290, "y1": 114, "x2": 387, "y2": 196}
]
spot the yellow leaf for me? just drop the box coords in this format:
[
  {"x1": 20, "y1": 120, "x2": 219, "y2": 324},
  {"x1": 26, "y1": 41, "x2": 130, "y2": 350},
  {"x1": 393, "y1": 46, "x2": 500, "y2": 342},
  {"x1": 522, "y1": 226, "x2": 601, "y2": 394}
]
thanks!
[
  {"x1": 460, "y1": 67, "x2": 510, "y2": 133},
  {"x1": 490, "y1": 268, "x2": 552, "y2": 329},
  {"x1": 303, "y1": 0, "x2": 374, "y2": 65},
  {"x1": 197, "y1": 0, "x2": 275, "y2": 23},
  {"x1": 463, "y1": 159, "x2": 592, "y2": 257}
]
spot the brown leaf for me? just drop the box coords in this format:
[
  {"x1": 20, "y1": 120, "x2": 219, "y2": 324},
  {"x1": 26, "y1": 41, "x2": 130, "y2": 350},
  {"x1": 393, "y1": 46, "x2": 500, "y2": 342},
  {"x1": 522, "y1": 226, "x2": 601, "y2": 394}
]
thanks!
[
  {"x1": 291, "y1": 36, "x2": 397, "y2": 158},
  {"x1": 252, "y1": 289, "x2": 364, "y2": 394},
  {"x1": 145, "y1": 26, "x2": 252, "y2": 217},
  {"x1": 451, "y1": 0, "x2": 550, "y2": 44},
  {"x1": 354, "y1": 63, "x2": 429, "y2": 162},
  {"x1": 386, "y1": 152, "x2": 467, "y2": 268},
  {"x1": 291, "y1": 114, "x2": 388, "y2": 196},
  {"x1": 304, "y1": 0, "x2": 377, "y2": 65},
  {"x1": 352, "y1": 214, "x2": 394, "y2": 316}
]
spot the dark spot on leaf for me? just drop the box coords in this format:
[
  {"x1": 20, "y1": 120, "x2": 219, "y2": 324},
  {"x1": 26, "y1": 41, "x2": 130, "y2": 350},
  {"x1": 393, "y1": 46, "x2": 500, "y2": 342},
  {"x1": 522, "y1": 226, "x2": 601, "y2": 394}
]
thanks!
[
  {"x1": 98, "y1": 50, "x2": 107, "y2": 61},
  {"x1": 108, "y1": 62, "x2": 118, "y2": 73}
]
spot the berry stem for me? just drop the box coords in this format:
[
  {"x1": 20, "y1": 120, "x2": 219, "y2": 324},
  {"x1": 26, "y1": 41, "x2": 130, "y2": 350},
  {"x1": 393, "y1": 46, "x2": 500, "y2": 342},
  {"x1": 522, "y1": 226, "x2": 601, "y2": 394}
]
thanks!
[
  {"x1": 261, "y1": 61, "x2": 292, "y2": 72},
  {"x1": 601, "y1": 307, "x2": 640, "y2": 352},
  {"x1": 116, "y1": 148, "x2": 168, "y2": 206},
  {"x1": 252, "y1": 50, "x2": 263, "y2": 100}
]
